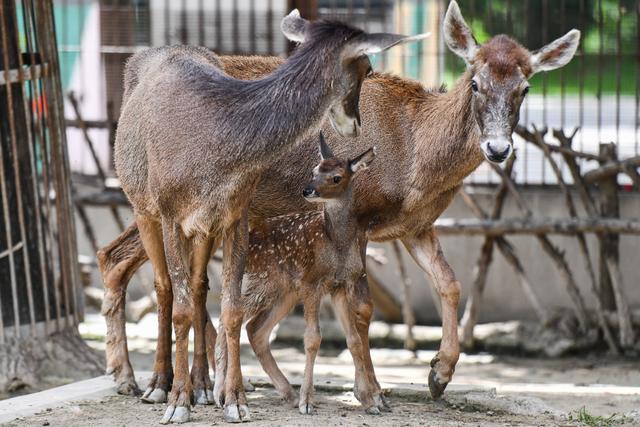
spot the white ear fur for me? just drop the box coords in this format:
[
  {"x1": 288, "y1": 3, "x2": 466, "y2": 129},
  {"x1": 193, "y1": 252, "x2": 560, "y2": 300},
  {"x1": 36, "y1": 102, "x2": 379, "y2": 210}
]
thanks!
[
  {"x1": 346, "y1": 32, "x2": 430, "y2": 58},
  {"x1": 443, "y1": 0, "x2": 478, "y2": 64},
  {"x1": 349, "y1": 147, "x2": 376, "y2": 173},
  {"x1": 281, "y1": 9, "x2": 308, "y2": 43},
  {"x1": 530, "y1": 29, "x2": 581, "y2": 74}
]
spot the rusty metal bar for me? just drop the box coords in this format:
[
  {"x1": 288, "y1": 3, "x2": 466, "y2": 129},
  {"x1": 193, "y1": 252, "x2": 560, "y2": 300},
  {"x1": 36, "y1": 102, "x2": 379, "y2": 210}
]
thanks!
[{"x1": 0, "y1": 63, "x2": 48, "y2": 85}]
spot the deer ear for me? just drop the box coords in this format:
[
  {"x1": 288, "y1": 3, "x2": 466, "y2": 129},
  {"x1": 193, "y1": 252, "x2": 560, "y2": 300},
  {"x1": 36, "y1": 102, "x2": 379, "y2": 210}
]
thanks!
[
  {"x1": 349, "y1": 147, "x2": 376, "y2": 173},
  {"x1": 318, "y1": 132, "x2": 334, "y2": 160},
  {"x1": 530, "y1": 29, "x2": 580, "y2": 74},
  {"x1": 345, "y1": 32, "x2": 430, "y2": 58},
  {"x1": 281, "y1": 9, "x2": 308, "y2": 43},
  {"x1": 443, "y1": 0, "x2": 478, "y2": 64}
]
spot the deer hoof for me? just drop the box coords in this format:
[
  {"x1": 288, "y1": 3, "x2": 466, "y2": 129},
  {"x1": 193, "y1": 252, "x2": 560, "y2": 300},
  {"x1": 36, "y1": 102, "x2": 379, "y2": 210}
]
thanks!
[
  {"x1": 141, "y1": 387, "x2": 167, "y2": 404},
  {"x1": 428, "y1": 368, "x2": 448, "y2": 400},
  {"x1": 194, "y1": 389, "x2": 210, "y2": 405},
  {"x1": 116, "y1": 377, "x2": 141, "y2": 397},
  {"x1": 224, "y1": 404, "x2": 251, "y2": 423},
  {"x1": 161, "y1": 405, "x2": 190, "y2": 424},
  {"x1": 374, "y1": 393, "x2": 391, "y2": 412},
  {"x1": 365, "y1": 405, "x2": 381, "y2": 415},
  {"x1": 299, "y1": 403, "x2": 314, "y2": 415},
  {"x1": 206, "y1": 389, "x2": 215, "y2": 403}
]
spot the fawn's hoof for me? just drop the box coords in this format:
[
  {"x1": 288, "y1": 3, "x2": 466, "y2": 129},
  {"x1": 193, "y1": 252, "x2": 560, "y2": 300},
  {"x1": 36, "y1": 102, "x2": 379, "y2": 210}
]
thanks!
[
  {"x1": 115, "y1": 376, "x2": 141, "y2": 397},
  {"x1": 374, "y1": 393, "x2": 392, "y2": 412},
  {"x1": 365, "y1": 406, "x2": 381, "y2": 415},
  {"x1": 299, "y1": 403, "x2": 314, "y2": 415},
  {"x1": 193, "y1": 388, "x2": 214, "y2": 405},
  {"x1": 224, "y1": 404, "x2": 251, "y2": 423},
  {"x1": 160, "y1": 405, "x2": 190, "y2": 424},
  {"x1": 141, "y1": 387, "x2": 167, "y2": 404},
  {"x1": 243, "y1": 378, "x2": 255, "y2": 392}
]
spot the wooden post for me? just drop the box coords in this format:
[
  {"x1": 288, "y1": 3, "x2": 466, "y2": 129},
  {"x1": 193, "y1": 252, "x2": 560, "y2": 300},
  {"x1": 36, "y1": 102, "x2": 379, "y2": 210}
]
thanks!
[{"x1": 598, "y1": 143, "x2": 618, "y2": 311}]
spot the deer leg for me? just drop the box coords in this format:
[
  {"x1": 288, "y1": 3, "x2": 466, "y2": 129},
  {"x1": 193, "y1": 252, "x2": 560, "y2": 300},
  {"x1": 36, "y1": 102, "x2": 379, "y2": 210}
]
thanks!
[
  {"x1": 352, "y1": 273, "x2": 390, "y2": 412},
  {"x1": 220, "y1": 212, "x2": 250, "y2": 423},
  {"x1": 332, "y1": 289, "x2": 379, "y2": 414},
  {"x1": 245, "y1": 294, "x2": 299, "y2": 406},
  {"x1": 98, "y1": 222, "x2": 147, "y2": 396},
  {"x1": 190, "y1": 237, "x2": 216, "y2": 406},
  {"x1": 127, "y1": 216, "x2": 174, "y2": 405},
  {"x1": 402, "y1": 229, "x2": 460, "y2": 400},
  {"x1": 298, "y1": 294, "x2": 322, "y2": 415},
  {"x1": 160, "y1": 219, "x2": 193, "y2": 424}
]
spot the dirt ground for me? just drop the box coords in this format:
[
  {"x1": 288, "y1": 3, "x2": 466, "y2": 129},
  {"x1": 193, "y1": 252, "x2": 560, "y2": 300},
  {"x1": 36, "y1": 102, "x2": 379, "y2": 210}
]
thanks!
[{"x1": 3, "y1": 314, "x2": 640, "y2": 426}]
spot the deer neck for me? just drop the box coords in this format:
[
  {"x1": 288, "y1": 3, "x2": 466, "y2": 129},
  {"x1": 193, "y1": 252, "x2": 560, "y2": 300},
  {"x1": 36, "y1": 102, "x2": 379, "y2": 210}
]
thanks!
[{"x1": 322, "y1": 187, "x2": 359, "y2": 246}]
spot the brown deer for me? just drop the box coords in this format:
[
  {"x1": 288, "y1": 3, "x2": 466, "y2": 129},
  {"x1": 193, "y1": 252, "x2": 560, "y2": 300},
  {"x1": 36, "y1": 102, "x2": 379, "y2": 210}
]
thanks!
[
  {"x1": 215, "y1": 133, "x2": 379, "y2": 415},
  {"x1": 112, "y1": 8, "x2": 428, "y2": 424},
  {"x1": 100, "y1": 0, "x2": 579, "y2": 415}
]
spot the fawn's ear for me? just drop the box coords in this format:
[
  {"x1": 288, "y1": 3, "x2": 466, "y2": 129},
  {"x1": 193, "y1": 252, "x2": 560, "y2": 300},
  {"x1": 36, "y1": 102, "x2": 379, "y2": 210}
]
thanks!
[
  {"x1": 349, "y1": 147, "x2": 376, "y2": 173},
  {"x1": 530, "y1": 29, "x2": 580, "y2": 74},
  {"x1": 443, "y1": 0, "x2": 478, "y2": 64},
  {"x1": 281, "y1": 9, "x2": 308, "y2": 43},
  {"x1": 318, "y1": 132, "x2": 334, "y2": 160}
]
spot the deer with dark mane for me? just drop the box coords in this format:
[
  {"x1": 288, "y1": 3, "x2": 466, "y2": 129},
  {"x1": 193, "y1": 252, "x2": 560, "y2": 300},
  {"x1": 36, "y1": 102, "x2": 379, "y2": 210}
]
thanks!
[
  {"x1": 111, "y1": 9, "x2": 427, "y2": 424},
  {"x1": 100, "y1": 0, "x2": 579, "y2": 419}
]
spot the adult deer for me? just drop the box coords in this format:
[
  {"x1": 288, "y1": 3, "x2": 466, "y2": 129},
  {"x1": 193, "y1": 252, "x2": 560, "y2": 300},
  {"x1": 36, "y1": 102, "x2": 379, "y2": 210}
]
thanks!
[
  {"x1": 215, "y1": 133, "x2": 379, "y2": 415},
  {"x1": 112, "y1": 9, "x2": 428, "y2": 424},
  {"x1": 100, "y1": 0, "x2": 579, "y2": 416}
]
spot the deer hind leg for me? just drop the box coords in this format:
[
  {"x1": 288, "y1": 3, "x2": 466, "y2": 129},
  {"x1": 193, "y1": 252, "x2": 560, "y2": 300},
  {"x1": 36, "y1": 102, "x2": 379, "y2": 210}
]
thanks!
[
  {"x1": 332, "y1": 288, "x2": 380, "y2": 414},
  {"x1": 190, "y1": 237, "x2": 216, "y2": 406},
  {"x1": 160, "y1": 219, "x2": 194, "y2": 424},
  {"x1": 98, "y1": 221, "x2": 148, "y2": 396},
  {"x1": 121, "y1": 216, "x2": 173, "y2": 405},
  {"x1": 219, "y1": 211, "x2": 251, "y2": 422},
  {"x1": 298, "y1": 293, "x2": 322, "y2": 415},
  {"x1": 402, "y1": 229, "x2": 460, "y2": 400},
  {"x1": 245, "y1": 293, "x2": 299, "y2": 406},
  {"x1": 352, "y1": 273, "x2": 390, "y2": 412}
]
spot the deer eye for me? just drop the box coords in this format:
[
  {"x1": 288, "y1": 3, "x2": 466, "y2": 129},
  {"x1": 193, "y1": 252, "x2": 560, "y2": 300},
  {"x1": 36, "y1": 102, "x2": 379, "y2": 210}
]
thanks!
[
  {"x1": 522, "y1": 86, "x2": 530, "y2": 97},
  {"x1": 471, "y1": 80, "x2": 479, "y2": 92},
  {"x1": 333, "y1": 176, "x2": 342, "y2": 184}
]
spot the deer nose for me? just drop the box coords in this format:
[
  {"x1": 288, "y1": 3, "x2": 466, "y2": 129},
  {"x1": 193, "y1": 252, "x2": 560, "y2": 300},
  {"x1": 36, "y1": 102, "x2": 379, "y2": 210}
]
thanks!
[
  {"x1": 302, "y1": 187, "x2": 315, "y2": 198},
  {"x1": 486, "y1": 141, "x2": 511, "y2": 163}
]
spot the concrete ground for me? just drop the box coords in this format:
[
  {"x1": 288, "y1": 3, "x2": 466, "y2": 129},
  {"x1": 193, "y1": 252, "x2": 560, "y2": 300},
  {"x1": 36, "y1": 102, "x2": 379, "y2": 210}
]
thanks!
[{"x1": 2, "y1": 313, "x2": 639, "y2": 426}]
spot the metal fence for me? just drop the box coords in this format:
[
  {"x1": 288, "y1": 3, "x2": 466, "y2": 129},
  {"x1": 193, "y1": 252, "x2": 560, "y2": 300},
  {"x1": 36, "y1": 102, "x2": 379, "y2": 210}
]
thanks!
[
  {"x1": 55, "y1": 0, "x2": 639, "y2": 185},
  {"x1": 0, "y1": 0, "x2": 82, "y2": 342}
]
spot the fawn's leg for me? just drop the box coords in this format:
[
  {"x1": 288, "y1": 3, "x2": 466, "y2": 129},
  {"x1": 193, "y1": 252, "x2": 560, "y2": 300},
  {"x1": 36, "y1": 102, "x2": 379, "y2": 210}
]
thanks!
[
  {"x1": 190, "y1": 237, "x2": 216, "y2": 405},
  {"x1": 220, "y1": 212, "x2": 250, "y2": 423},
  {"x1": 98, "y1": 222, "x2": 147, "y2": 396},
  {"x1": 132, "y1": 216, "x2": 174, "y2": 405},
  {"x1": 298, "y1": 294, "x2": 322, "y2": 415},
  {"x1": 402, "y1": 229, "x2": 460, "y2": 399},
  {"x1": 332, "y1": 288, "x2": 380, "y2": 414},
  {"x1": 160, "y1": 219, "x2": 194, "y2": 424},
  {"x1": 353, "y1": 273, "x2": 390, "y2": 411},
  {"x1": 245, "y1": 294, "x2": 299, "y2": 406}
]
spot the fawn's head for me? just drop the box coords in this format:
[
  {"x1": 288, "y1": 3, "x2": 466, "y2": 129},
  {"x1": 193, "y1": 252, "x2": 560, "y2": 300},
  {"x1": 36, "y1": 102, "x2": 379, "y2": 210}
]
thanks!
[
  {"x1": 302, "y1": 133, "x2": 375, "y2": 202},
  {"x1": 281, "y1": 9, "x2": 429, "y2": 138},
  {"x1": 444, "y1": 1, "x2": 580, "y2": 163}
]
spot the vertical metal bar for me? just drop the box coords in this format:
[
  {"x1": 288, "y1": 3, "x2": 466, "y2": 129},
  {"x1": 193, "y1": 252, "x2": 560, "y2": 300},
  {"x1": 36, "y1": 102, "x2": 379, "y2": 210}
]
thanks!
[
  {"x1": 541, "y1": 0, "x2": 548, "y2": 184},
  {"x1": 180, "y1": 0, "x2": 187, "y2": 44},
  {"x1": 10, "y1": 0, "x2": 39, "y2": 336},
  {"x1": 0, "y1": 0, "x2": 23, "y2": 338},
  {"x1": 25, "y1": 0, "x2": 52, "y2": 333},
  {"x1": 232, "y1": 0, "x2": 238, "y2": 53},
  {"x1": 597, "y1": 0, "x2": 603, "y2": 141},
  {"x1": 579, "y1": 0, "x2": 585, "y2": 153},
  {"x1": 636, "y1": 0, "x2": 639, "y2": 155},
  {"x1": 266, "y1": 0, "x2": 273, "y2": 55},
  {"x1": 506, "y1": 0, "x2": 512, "y2": 35},
  {"x1": 560, "y1": 0, "x2": 566, "y2": 130},
  {"x1": 249, "y1": 0, "x2": 256, "y2": 53},
  {"x1": 198, "y1": 0, "x2": 204, "y2": 46},
  {"x1": 363, "y1": 0, "x2": 370, "y2": 31},
  {"x1": 522, "y1": 0, "x2": 529, "y2": 184},
  {"x1": 215, "y1": 0, "x2": 222, "y2": 52},
  {"x1": 164, "y1": 0, "x2": 170, "y2": 44},
  {"x1": 615, "y1": 0, "x2": 621, "y2": 144}
]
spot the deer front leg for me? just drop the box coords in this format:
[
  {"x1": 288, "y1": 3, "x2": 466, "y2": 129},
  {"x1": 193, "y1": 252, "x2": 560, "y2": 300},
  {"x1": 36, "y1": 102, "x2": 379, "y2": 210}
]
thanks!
[
  {"x1": 332, "y1": 289, "x2": 380, "y2": 414},
  {"x1": 98, "y1": 222, "x2": 147, "y2": 397},
  {"x1": 299, "y1": 294, "x2": 322, "y2": 415},
  {"x1": 220, "y1": 212, "x2": 250, "y2": 423},
  {"x1": 190, "y1": 237, "x2": 216, "y2": 406},
  {"x1": 402, "y1": 229, "x2": 460, "y2": 400},
  {"x1": 160, "y1": 219, "x2": 193, "y2": 424}
]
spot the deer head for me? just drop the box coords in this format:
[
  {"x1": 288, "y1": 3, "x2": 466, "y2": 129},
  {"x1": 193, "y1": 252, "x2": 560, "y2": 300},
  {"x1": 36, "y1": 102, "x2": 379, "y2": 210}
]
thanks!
[
  {"x1": 302, "y1": 132, "x2": 375, "y2": 201},
  {"x1": 443, "y1": 1, "x2": 580, "y2": 163},
  {"x1": 282, "y1": 9, "x2": 430, "y2": 138}
]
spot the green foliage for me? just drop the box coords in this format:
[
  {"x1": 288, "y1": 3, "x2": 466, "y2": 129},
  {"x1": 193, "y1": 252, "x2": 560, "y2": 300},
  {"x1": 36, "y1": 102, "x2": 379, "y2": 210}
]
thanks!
[{"x1": 567, "y1": 407, "x2": 631, "y2": 427}]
